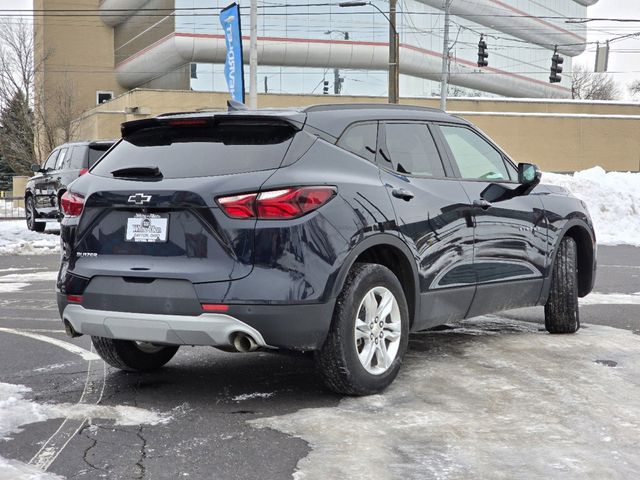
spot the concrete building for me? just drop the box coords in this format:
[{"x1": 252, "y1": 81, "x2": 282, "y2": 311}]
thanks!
[{"x1": 35, "y1": 0, "x2": 598, "y2": 120}]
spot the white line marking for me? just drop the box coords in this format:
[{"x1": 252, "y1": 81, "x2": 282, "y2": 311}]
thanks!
[{"x1": 0, "y1": 327, "x2": 100, "y2": 361}]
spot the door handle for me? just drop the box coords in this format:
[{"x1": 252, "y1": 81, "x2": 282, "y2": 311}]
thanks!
[
  {"x1": 392, "y1": 188, "x2": 415, "y2": 201},
  {"x1": 473, "y1": 199, "x2": 492, "y2": 209}
]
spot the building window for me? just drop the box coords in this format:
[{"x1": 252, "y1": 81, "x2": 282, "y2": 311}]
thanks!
[{"x1": 96, "y1": 91, "x2": 114, "y2": 105}]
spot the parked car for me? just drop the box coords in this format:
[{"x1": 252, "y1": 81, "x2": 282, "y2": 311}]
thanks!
[
  {"x1": 55, "y1": 104, "x2": 596, "y2": 395},
  {"x1": 24, "y1": 140, "x2": 115, "y2": 231}
]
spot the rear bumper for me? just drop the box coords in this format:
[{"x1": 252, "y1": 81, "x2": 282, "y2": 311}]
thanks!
[
  {"x1": 62, "y1": 304, "x2": 270, "y2": 347},
  {"x1": 59, "y1": 294, "x2": 335, "y2": 350}
]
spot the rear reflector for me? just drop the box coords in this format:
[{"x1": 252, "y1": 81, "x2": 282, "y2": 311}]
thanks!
[
  {"x1": 66, "y1": 295, "x2": 83, "y2": 303},
  {"x1": 217, "y1": 186, "x2": 336, "y2": 220},
  {"x1": 60, "y1": 191, "x2": 85, "y2": 217},
  {"x1": 201, "y1": 304, "x2": 229, "y2": 312}
]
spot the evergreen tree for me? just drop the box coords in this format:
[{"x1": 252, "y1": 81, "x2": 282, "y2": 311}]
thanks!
[{"x1": 0, "y1": 90, "x2": 35, "y2": 175}]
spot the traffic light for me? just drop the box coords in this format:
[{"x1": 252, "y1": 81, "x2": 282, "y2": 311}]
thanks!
[
  {"x1": 323, "y1": 80, "x2": 329, "y2": 94},
  {"x1": 477, "y1": 35, "x2": 488, "y2": 67},
  {"x1": 550, "y1": 48, "x2": 564, "y2": 83}
]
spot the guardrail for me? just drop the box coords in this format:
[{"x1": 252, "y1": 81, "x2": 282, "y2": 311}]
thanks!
[{"x1": 0, "y1": 196, "x2": 26, "y2": 220}]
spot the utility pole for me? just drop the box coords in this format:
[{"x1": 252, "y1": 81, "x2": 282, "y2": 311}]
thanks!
[
  {"x1": 249, "y1": 0, "x2": 258, "y2": 109},
  {"x1": 389, "y1": 0, "x2": 399, "y2": 103},
  {"x1": 439, "y1": 0, "x2": 452, "y2": 111}
]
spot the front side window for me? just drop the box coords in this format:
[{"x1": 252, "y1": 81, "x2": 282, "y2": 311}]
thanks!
[
  {"x1": 382, "y1": 123, "x2": 445, "y2": 177},
  {"x1": 438, "y1": 125, "x2": 509, "y2": 181},
  {"x1": 43, "y1": 150, "x2": 60, "y2": 170},
  {"x1": 337, "y1": 123, "x2": 377, "y2": 162}
]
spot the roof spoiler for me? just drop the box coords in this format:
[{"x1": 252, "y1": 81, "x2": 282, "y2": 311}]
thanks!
[{"x1": 121, "y1": 112, "x2": 306, "y2": 138}]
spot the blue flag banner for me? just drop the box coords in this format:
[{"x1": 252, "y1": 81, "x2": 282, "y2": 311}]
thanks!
[{"x1": 220, "y1": 3, "x2": 245, "y2": 103}]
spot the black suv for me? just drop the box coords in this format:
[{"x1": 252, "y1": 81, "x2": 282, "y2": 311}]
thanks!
[
  {"x1": 56, "y1": 104, "x2": 596, "y2": 395},
  {"x1": 25, "y1": 140, "x2": 114, "y2": 231}
]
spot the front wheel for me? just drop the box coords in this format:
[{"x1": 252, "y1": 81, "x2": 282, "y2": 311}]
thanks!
[
  {"x1": 26, "y1": 196, "x2": 45, "y2": 232},
  {"x1": 545, "y1": 236, "x2": 580, "y2": 334},
  {"x1": 315, "y1": 263, "x2": 409, "y2": 396},
  {"x1": 92, "y1": 337, "x2": 179, "y2": 371}
]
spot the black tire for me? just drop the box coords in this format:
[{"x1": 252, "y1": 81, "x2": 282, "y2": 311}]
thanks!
[
  {"x1": 315, "y1": 263, "x2": 410, "y2": 396},
  {"x1": 545, "y1": 236, "x2": 580, "y2": 334},
  {"x1": 91, "y1": 337, "x2": 179, "y2": 371},
  {"x1": 26, "y1": 196, "x2": 45, "y2": 232}
]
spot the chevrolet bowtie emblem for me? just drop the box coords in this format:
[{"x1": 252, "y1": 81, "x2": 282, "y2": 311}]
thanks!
[{"x1": 128, "y1": 193, "x2": 152, "y2": 205}]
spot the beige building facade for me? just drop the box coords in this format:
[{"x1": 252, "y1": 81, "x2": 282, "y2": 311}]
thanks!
[{"x1": 73, "y1": 89, "x2": 640, "y2": 173}]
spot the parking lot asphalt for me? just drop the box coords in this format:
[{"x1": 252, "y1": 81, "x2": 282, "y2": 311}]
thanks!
[{"x1": 0, "y1": 245, "x2": 639, "y2": 479}]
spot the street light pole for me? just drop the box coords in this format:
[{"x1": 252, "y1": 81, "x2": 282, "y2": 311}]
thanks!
[
  {"x1": 389, "y1": 0, "x2": 399, "y2": 103},
  {"x1": 249, "y1": 0, "x2": 258, "y2": 109},
  {"x1": 339, "y1": 1, "x2": 399, "y2": 103},
  {"x1": 439, "y1": 0, "x2": 452, "y2": 111}
]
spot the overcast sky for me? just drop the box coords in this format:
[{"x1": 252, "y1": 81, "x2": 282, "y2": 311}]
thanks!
[{"x1": 2, "y1": 0, "x2": 639, "y2": 98}]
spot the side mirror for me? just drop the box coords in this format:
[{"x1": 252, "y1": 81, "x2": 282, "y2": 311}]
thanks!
[
  {"x1": 31, "y1": 164, "x2": 42, "y2": 173},
  {"x1": 518, "y1": 163, "x2": 541, "y2": 186}
]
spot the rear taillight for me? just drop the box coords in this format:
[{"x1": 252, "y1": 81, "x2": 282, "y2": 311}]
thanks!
[
  {"x1": 217, "y1": 186, "x2": 336, "y2": 220},
  {"x1": 79, "y1": 168, "x2": 89, "y2": 176},
  {"x1": 60, "y1": 191, "x2": 85, "y2": 217}
]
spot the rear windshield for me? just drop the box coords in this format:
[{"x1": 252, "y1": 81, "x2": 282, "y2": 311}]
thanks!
[{"x1": 91, "y1": 122, "x2": 295, "y2": 179}]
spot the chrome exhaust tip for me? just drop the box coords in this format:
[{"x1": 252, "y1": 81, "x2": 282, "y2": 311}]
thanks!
[
  {"x1": 232, "y1": 333, "x2": 258, "y2": 352},
  {"x1": 63, "y1": 319, "x2": 82, "y2": 338}
]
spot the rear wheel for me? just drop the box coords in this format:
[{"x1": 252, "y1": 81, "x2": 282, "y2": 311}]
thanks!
[
  {"x1": 26, "y1": 196, "x2": 45, "y2": 232},
  {"x1": 545, "y1": 236, "x2": 580, "y2": 334},
  {"x1": 315, "y1": 263, "x2": 409, "y2": 396},
  {"x1": 91, "y1": 337, "x2": 179, "y2": 371}
]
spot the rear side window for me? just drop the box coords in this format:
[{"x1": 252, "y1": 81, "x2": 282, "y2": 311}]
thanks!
[
  {"x1": 438, "y1": 125, "x2": 509, "y2": 181},
  {"x1": 382, "y1": 123, "x2": 445, "y2": 177},
  {"x1": 92, "y1": 122, "x2": 296, "y2": 179},
  {"x1": 337, "y1": 123, "x2": 377, "y2": 162},
  {"x1": 68, "y1": 146, "x2": 87, "y2": 169}
]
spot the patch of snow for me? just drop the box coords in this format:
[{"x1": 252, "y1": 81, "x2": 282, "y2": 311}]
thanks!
[
  {"x1": 251, "y1": 318, "x2": 640, "y2": 480},
  {"x1": 542, "y1": 167, "x2": 640, "y2": 246},
  {"x1": 580, "y1": 291, "x2": 640, "y2": 305},
  {"x1": 0, "y1": 283, "x2": 30, "y2": 293},
  {"x1": 0, "y1": 456, "x2": 64, "y2": 480},
  {"x1": 0, "y1": 221, "x2": 60, "y2": 255},
  {"x1": 0, "y1": 272, "x2": 57, "y2": 283},
  {"x1": 232, "y1": 392, "x2": 274, "y2": 402},
  {"x1": 0, "y1": 382, "x2": 171, "y2": 440}
]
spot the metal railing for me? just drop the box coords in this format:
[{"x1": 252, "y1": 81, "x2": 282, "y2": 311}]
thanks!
[{"x1": 0, "y1": 196, "x2": 26, "y2": 219}]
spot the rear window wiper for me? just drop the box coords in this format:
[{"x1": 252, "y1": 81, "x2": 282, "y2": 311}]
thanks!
[{"x1": 111, "y1": 166, "x2": 163, "y2": 180}]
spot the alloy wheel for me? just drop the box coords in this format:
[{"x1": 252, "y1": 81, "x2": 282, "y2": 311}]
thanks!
[{"x1": 354, "y1": 286, "x2": 402, "y2": 375}]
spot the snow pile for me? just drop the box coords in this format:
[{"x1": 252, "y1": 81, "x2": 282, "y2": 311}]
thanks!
[
  {"x1": 0, "y1": 382, "x2": 171, "y2": 479},
  {"x1": 0, "y1": 221, "x2": 59, "y2": 255},
  {"x1": 0, "y1": 198, "x2": 25, "y2": 218},
  {"x1": 543, "y1": 167, "x2": 640, "y2": 246}
]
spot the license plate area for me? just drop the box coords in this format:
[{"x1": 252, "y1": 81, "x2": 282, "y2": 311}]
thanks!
[{"x1": 125, "y1": 213, "x2": 168, "y2": 243}]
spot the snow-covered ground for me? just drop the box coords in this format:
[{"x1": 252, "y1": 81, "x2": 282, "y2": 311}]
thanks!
[
  {"x1": 543, "y1": 167, "x2": 640, "y2": 246},
  {"x1": 0, "y1": 166, "x2": 637, "y2": 255},
  {"x1": 0, "y1": 221, "x2": 59, "y2": 256},
  {"x1": 252, "y1": 318, "x2": 640, "y2": 479}
]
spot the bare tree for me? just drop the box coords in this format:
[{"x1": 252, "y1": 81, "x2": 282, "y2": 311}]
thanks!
[
  {"x1": 0, "y1": 17, "x2": 78, "y2": 174},
  {"x1": 630, "y1": 80, "x2": 640, "y2": 99},
  {"x1": 571, "y1": 64, "x2": 620, "y2": 100},
  {"x1": 0, "y1": 17, "x2": 37, "y2": 174}
]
